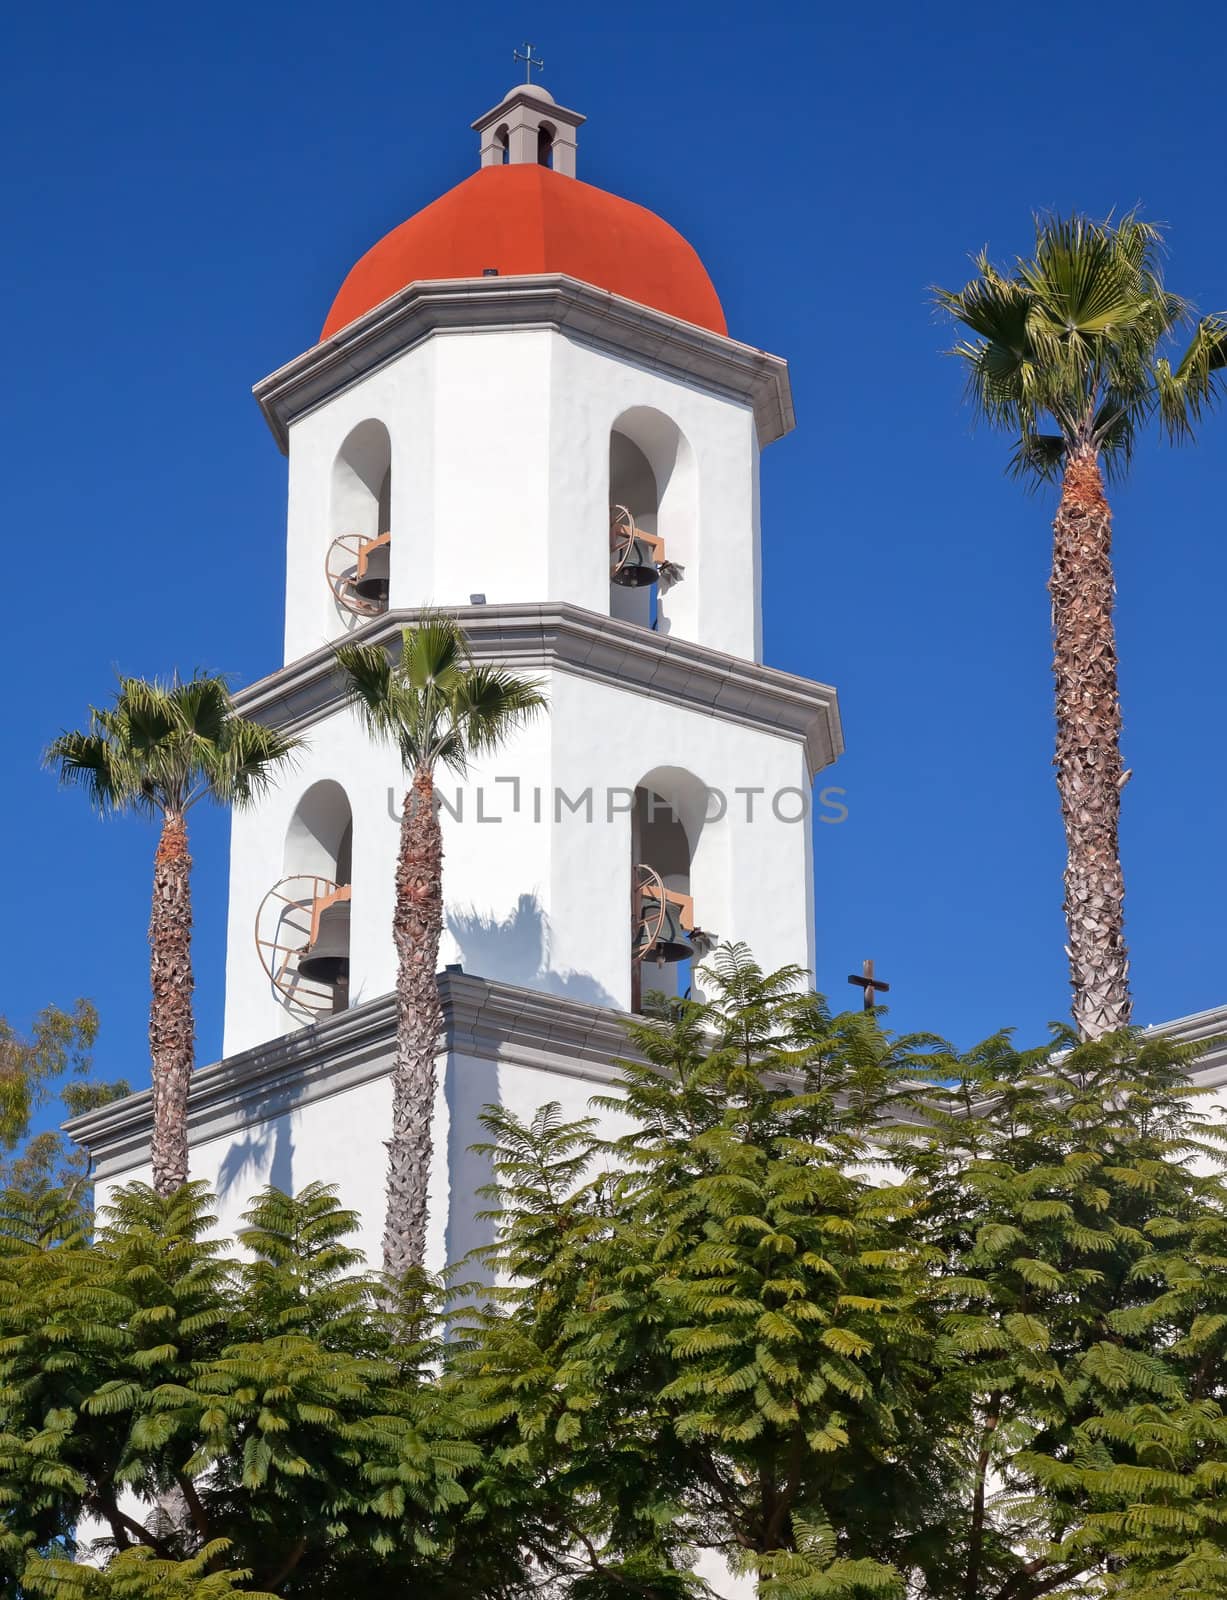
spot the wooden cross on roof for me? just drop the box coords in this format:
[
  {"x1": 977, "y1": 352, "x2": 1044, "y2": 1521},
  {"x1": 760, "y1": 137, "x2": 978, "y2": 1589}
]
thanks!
[{"x1": 848, "y1": 958, "x2": 890, "y2": 1011}]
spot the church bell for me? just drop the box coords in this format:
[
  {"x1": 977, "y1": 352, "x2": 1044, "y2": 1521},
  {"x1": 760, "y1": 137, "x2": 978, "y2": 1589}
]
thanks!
[
  {"x1": 297, "y1": 896, "x2": 351, "y2": 985},
  {"x1": 351, "y1": 535, "x2": 391, "y2": 603},
  {"x1": 634, "y1": 867, "x2": 696, "y2": 965},
  {"x1": 610, "y1": 505, "x2": 661, "y2": 589}
]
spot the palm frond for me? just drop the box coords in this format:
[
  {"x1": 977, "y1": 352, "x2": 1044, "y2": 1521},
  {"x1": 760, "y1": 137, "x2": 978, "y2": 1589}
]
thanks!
[
  {"x1": 452, "y1": 666, "x2": 549, "y2": 769},
  {"x1": 44, "y1": 728, "x2": 146, "y2": 816},
  {"x1": 1157, "y1": 314, "x2": 1227, "y2": 440},
  {"x1": 936, "y1": 210, "x2": 1209, "y2": 484},
  {"x1": 215, "y1": 718, "x2": 302, "y2": 808},
  {"x1": 46, "y1": 672, "x2": 300, "y2": 820},
  {"x1": 1006, "y1": 433, "x2": 1065, "y2": 487},
  {"x1": 335, "y1": 614, "x2": 547, "y2": 779}
]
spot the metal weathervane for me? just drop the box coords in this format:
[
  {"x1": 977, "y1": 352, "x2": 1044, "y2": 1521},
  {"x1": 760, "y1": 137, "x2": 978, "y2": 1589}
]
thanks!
[{"x1": 513, "y1": 42, "x2": 545, "y2": 83}]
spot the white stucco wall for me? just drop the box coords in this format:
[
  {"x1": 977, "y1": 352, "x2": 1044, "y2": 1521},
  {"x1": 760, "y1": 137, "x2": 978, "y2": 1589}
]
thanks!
[
  {"x1": 281, "y1": 327, "x2": 763, "y2": 664},
  {"x1": 93, "y1": 1043, "x2": 634, "y2": 1275},
  {"x1": 224, "y1": 667, "x2": 814, "y2": 1059}
]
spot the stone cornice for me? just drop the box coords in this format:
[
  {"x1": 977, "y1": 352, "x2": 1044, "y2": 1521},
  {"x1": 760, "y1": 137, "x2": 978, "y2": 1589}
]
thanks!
[
  {"x1": 1148, "y1": 1004, "x2": 1227, "y2": 1092},
  {"x1": 231, "y1": 603, "x2": 843, "y2": 778},
  {"x1": 66, "y1": 984, "x2": 1227, "y2": 1183},
  {"x1": 471, "y1": 89, "x2": 585, "y2": 132},
  {"x1": 252, "y1": 274, "x2": 794, "y2": 452},
  {"x1": 65, "y1": 973, "x2": 643, "y2": 1182}
]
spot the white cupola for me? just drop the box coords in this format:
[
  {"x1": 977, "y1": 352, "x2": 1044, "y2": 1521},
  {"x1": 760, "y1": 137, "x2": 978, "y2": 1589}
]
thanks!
[{"x1": 472, "y1": 81, "x2": 585, "y2": 176}]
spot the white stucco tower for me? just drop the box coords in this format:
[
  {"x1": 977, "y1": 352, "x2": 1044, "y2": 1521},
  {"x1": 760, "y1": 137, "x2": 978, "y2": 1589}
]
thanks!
[{"x1": 69, "y1": 82, "x2": 844, "y2": 1268}]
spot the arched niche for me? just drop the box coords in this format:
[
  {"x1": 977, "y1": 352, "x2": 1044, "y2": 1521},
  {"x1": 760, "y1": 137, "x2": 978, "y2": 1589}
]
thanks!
[
  {"x1": 284, "y1": 779, "x2": 353, "y2": 881},
  {"x1": 631, "y1": 766, "x2": 709, "y2": 1010},
  {"x1": 282, "y1": 780, "x2": 353, "y2": 1015},
  {"x1": 328, "y1": 419, "x2": 392, "y2": 619},
  {"x1": 608, "y1": 407, "x2": 696, "y2": 634},
  {"x1": 537, "y1": 121, "x2": 556, "y2": 167}
]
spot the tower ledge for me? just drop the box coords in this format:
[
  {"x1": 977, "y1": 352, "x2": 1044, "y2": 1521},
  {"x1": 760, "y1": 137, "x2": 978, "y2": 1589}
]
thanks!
[
  {"x1": 64, "y1": 974, "x2": 643, "y2": 1185},
  {"x1": 254, "y1": 274, "x2": 794, "y2": 453},
  {"x1": 230, "y1": 601, "x2": 844, "y2": 778}
]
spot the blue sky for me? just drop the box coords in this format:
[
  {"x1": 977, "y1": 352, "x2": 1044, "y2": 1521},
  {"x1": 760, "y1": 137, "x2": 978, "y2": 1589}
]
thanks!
[{"x1": 3, "y1": 0, "x2": 1224, "y2": 1101}]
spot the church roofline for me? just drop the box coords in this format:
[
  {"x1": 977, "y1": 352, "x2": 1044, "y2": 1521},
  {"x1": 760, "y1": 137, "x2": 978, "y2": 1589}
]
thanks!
[
  {"x1": 1145, "y1": 1003, "x2": 1227, "y2": 1091},
  {"x1": 67, "y1": 978, "x2": 1227, "y2": 1185},
  {"x1": 470, "y1": 86, "x2": 585, "y2": 132},
  {"x1": 64, "y1": 974, "x2": 643, "y2": 1183},
  {"x1": 228, "y1": 602, "x2": 843, "y2": 779},
  {"x1": 253, "y1": 274, "x2": 794, "y2": 453}
]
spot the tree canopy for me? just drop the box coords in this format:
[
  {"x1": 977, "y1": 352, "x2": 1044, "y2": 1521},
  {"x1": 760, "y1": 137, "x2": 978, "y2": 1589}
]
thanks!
[
  {"x1": 935, "y1": 211, "x2": 1227, "y2": 483},
  {"x1": 4, "y1": 948, "x2": 1226, "y2": 1597}
]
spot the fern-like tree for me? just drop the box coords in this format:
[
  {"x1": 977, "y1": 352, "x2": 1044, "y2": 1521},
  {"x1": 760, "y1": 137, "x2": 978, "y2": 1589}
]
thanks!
[
  {"x1": 889, "y1": 1020, "x2": 1227, "y2": 1600},
  {"x1": 455, "y1": 946, "x2": 949, "y2": 1597},
  {"x1": 936, "y1": 215, "x2": 1226, "y2": 1037},
  {"x1": 0, "y1": 1181, "x2": 501, "y2": 1598},
  {"x1": 335, "y1": 616, "x2": 546, "y2": 1277},
  {"x1": 459, "y1": 944, "x2": 1227, "y2": 1598},
  {"x1": 46, "y1": 676, "x2": 300, "y2": 1195}
]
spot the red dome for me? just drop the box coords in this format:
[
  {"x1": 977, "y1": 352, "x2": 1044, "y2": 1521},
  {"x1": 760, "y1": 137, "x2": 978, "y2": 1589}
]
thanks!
[{"x1": 321, "y1": 164, "x2": 727, "y2": 340}]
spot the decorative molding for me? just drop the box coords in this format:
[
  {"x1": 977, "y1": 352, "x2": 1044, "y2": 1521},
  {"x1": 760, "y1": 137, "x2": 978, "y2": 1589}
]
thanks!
[
  {"x1": 65, "y1": 973, "x2": 644, "y2": 1183},
  {"x1": 252, "y1": 274, "x2": 795, "y2": 452},
  {"x1": 231, "y1": 602, "x2": 843, "y2": 778},
  {"x1": 1148, "y1": 1003, "x2": 1227, "y2": 1092},
  {"x1": 66, "y1": 983, "x2": 1227, "y2": 1183}
]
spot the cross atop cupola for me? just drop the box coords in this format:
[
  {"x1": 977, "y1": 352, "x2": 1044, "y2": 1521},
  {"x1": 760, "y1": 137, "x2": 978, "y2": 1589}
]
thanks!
[{"x1": 472, "y1": 77, "x2": 586, "y2": 178}]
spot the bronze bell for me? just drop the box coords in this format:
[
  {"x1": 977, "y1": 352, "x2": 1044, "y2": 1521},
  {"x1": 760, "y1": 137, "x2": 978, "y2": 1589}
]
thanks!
[
  {"x1": 611, "y1": 530, "x2": 661, "y2": 588},
  {"x1": 297, "y1": 897, "x2": 351, "y2": 985},
  {"x1": 636, "y1": 891, "x2": 695, "y2": 964},
  {"x1": 352, "y1": 537, "x2": 390, "y2": 603}
]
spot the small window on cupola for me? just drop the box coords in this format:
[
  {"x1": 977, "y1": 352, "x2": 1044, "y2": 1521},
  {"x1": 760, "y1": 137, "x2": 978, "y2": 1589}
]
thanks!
[
  {"x1": 537, "y1": 122, "x2": 555, "y2": 167},
  {"x1": 496, "y1": 124, "x2": 510, "y2": 164}
]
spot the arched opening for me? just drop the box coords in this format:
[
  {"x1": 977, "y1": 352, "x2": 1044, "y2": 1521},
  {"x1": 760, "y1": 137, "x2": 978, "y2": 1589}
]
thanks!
[
  {"x1": 327, "y1": 419, "x2": 392, "y2": 619},
  {"x1": 537, "y1": 122, "x2": 556, "y2": 167},
  {"x1": 631, "y1": 771, "x2": 709, "y2": 1012},
  {"x1": 608, "y1": 408, "x2": 696, "y2": 636},
  {"x1": 255, "y1": 781, "x2": 354, "y2": 1021},
  {"x1": 609, "y1": 432, "x2": 659, "y2": 628},
  {"x1": 496, "y1": 124, "x2": 510, "y2": 164}
]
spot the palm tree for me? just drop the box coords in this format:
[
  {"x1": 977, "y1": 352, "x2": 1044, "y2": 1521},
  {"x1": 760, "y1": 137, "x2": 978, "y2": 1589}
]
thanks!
[
  {"x1": 47, "y1": 674, "x2": 300, "y2": 1194},
  {"x1": 336, "y1": 615, "x2": 546, "y2": 1276},
  {"x1": 936, "y1": 214, "x2": 1226, "y2": 1038}
]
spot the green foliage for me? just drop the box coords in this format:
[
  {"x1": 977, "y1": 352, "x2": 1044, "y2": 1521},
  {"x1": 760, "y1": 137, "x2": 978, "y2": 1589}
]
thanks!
[
  {"x1": 886, "y1": 1022, "x2": 1227, "y2": 1598},
  {"x1": 334, "y1": 611, "x2": 547, "y2": 778},
  {"x1": 4, "y1": 949, "x2": 1225, "y2": 1598},
  {"x1": 0, "y1": 1182, "x2": 512, "y2": 1597},
  {"x1": 45, "y1": 672, "x2": 301, "y2": 821},
  {"x1": 0, "y1": 1000, "x2": 124, "y2": 1220},
  {"x1": 22, "y1": 1544, "x2": 275, "y2": 1599},
  {"x1": 935, "y1": 212, "x2": 1227, "y2": 482},
  {"x1": 451, "y1": 945, "x2": 950, "y2": 1595},
  {"x1": 455, "y1": 945, "x2": 1227, "y2": 1600}
]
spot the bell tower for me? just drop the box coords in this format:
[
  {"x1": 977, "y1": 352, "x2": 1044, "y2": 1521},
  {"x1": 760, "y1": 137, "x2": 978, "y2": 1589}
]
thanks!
[
  {"x1": 70, "y1": 83, "x2": 844, "y2": 1275},
  {"x1": 473, "y1": 80, "x2": 585, "y2": 175}
]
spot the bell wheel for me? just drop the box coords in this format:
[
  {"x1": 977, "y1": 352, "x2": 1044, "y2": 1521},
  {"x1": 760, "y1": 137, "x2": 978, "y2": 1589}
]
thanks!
[
  {"x1": 255, "y1": 875, "x2": 345, "y2": 1017},
  {"x1": 634, "y1": 862, "x2": 668, "y2": 960},
  {"x1": 326, "y1": 534, "x2": 385, "y2": 618}
]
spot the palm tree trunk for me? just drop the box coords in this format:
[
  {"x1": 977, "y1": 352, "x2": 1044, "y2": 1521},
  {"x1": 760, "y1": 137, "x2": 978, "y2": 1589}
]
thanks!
[
  {"x1": 383, "y1": 764, "x2": 443, "y2": 1276},
  {"x1": 1050, "y1": 446, "x2": 1131, "y2": 1038},
  {"x1": 148, "y1": 811, "x2": 194, "y2": 1194}
]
